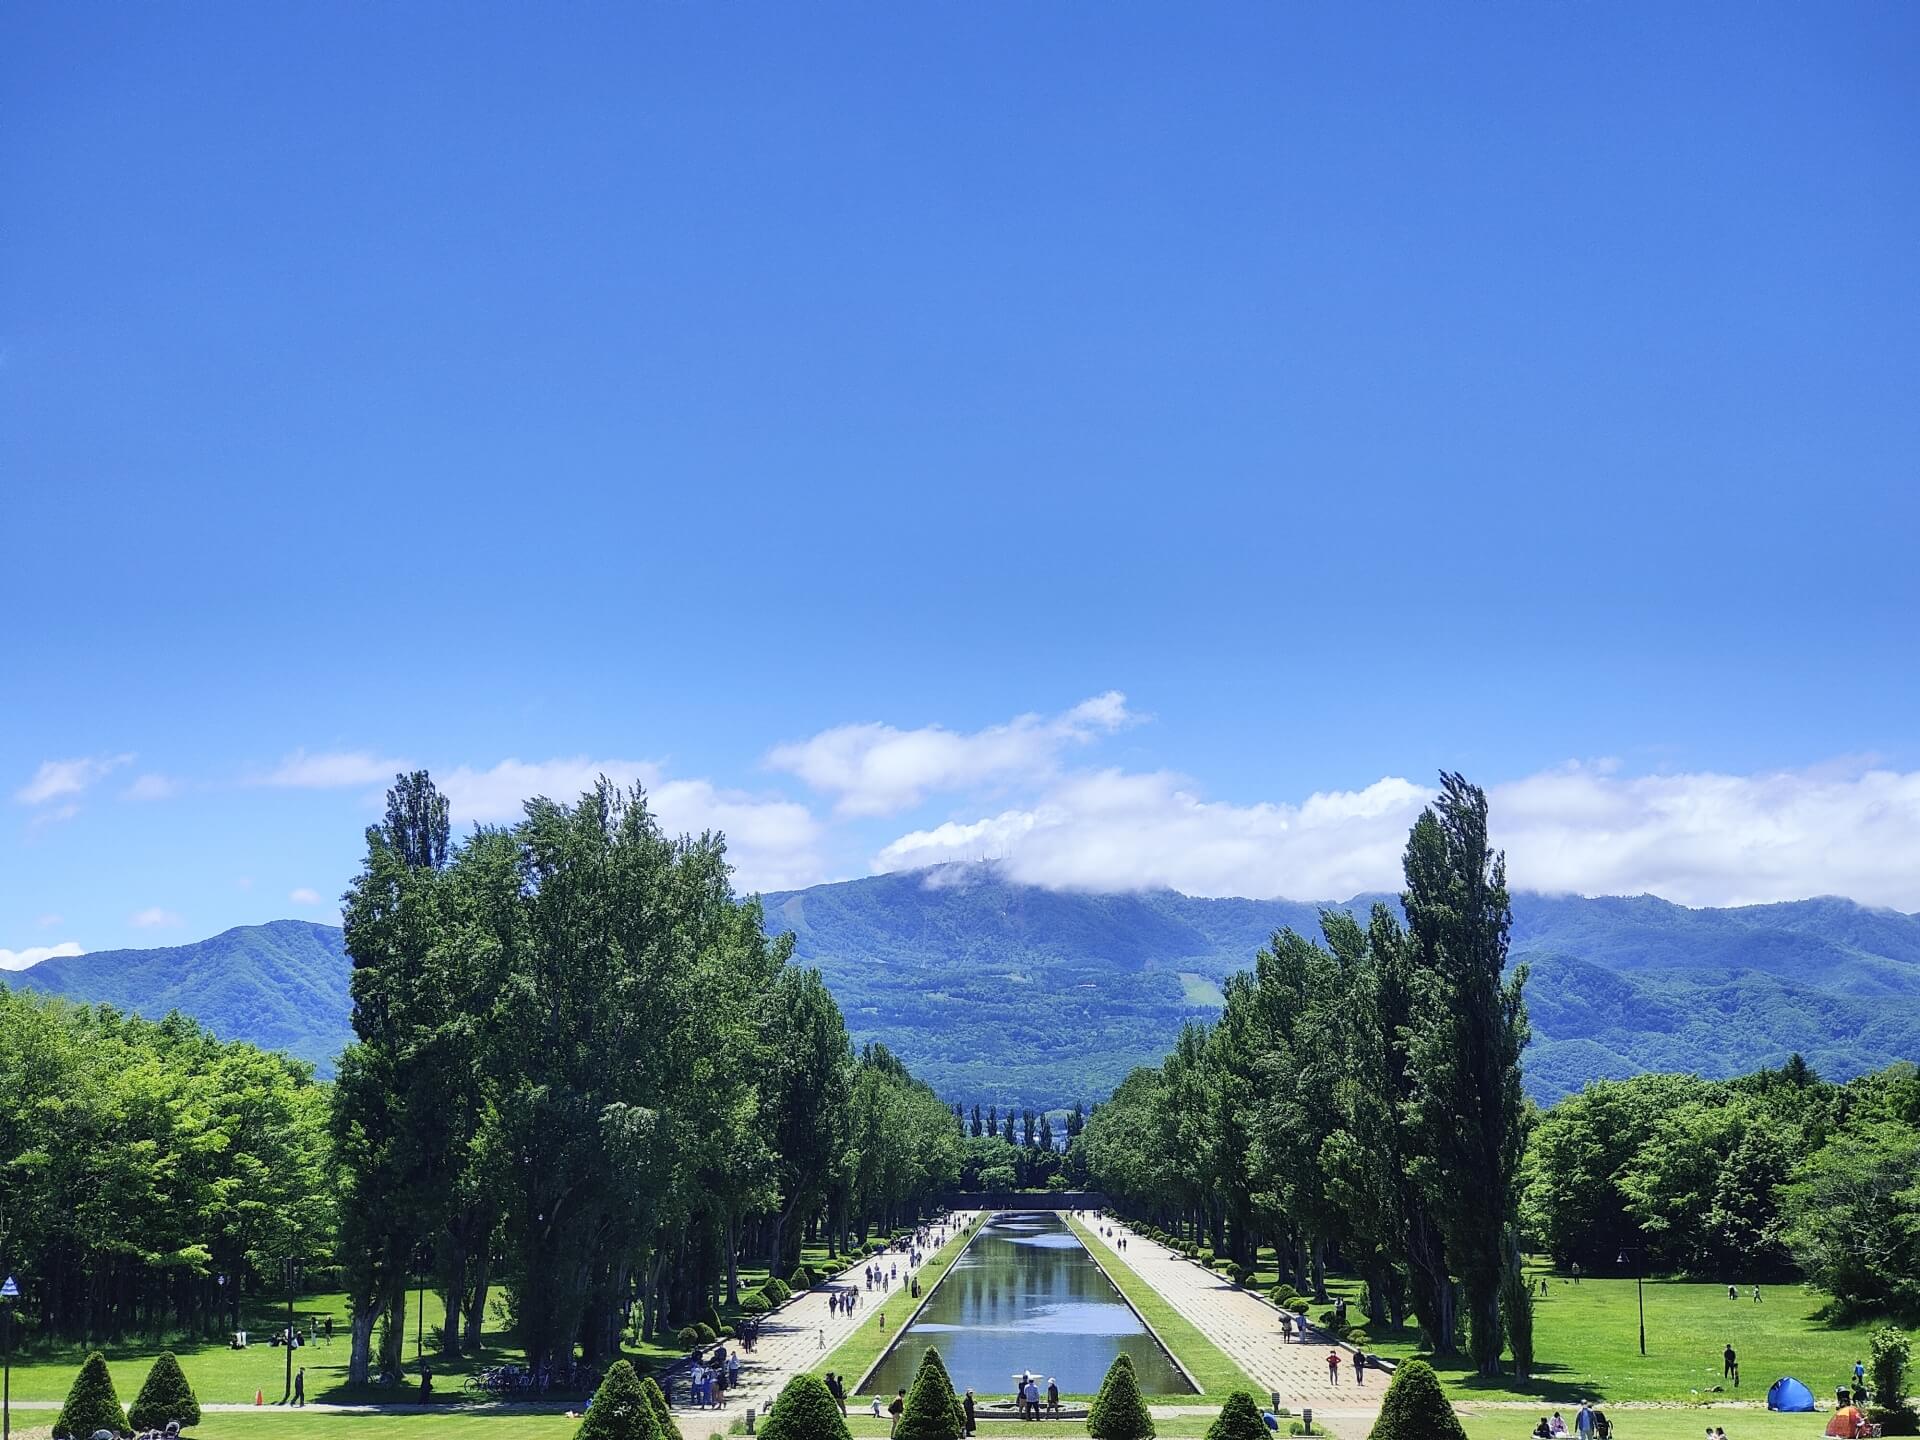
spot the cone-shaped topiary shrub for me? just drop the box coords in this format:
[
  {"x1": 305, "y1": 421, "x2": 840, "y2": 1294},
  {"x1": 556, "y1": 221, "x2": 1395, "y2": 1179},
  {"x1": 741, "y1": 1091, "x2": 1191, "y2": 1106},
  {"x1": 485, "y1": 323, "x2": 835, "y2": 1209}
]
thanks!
[
  {"x1": 130, "y1": 1351, "x2": 201, "y2": 1431},
  {"x1": 790, "y1": 1266, "x2": 812, "y2": 1291},
  {"x1": 641, "y1": 1374, "x2": 683, "y2": 1440},
  {"x1": 759, "y1": 1373, "x2": 852, "y2": 1440},
  {"x1": 1366, "y1": 1358, "x2": 1464, "y2": 1440},
  {"x1": 1087, "y1": 1353, "x2": 1153, "y2": 1440},
  {"x1": 575, "y1": 1360, "x2": 663, "y2": 1440},
  {"x1": 54, "y1": 1350, "x2": 129, "y2": 1439},
  {"x1": 896, "y1": 1348, "x2": 966, "y2": 1440},
  {"x1": 1205, "y1": 1392, "x2": 1269, "y2": 1440}
]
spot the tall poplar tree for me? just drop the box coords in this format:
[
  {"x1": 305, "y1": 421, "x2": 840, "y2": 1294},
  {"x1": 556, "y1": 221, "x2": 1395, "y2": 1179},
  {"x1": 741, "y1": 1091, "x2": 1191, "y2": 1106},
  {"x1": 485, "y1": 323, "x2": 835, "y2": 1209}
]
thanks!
[{"x1": 1402, "y1": 773, "x2": 1530, "y2": 1374}]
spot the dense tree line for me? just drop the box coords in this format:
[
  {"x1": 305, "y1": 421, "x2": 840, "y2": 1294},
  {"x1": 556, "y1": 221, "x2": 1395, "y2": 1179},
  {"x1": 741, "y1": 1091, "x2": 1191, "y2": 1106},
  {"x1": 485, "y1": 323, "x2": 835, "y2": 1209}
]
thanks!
[
  {"x1": 332, "y1": 773, "x2": 962, "y2": 1385},
  {"x1": 1076, "y1": 775, "x2": 1533, "y2": 1375},
  {"x1": 1524, "y1": 1057, "x2": 1920, "y2": 1316},
  {"x1": 0, "y1": 993, "x2": 331, "y2": 1341}
]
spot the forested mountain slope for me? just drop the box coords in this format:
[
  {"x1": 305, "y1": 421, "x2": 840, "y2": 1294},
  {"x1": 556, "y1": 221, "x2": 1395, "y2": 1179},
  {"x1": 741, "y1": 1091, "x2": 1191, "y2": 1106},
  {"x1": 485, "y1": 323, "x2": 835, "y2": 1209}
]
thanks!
[
  {"x1": 8, "y1": 919, "x2": 350, "y2": 1073},
  {"x1": 11, "y1": 870, "x2": 1918, "y2": 1100}
]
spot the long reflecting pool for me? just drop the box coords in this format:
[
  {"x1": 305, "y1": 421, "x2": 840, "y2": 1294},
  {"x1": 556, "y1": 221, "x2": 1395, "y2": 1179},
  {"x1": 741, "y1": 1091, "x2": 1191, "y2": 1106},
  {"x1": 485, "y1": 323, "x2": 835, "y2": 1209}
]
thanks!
[{"x1": 858, "y1": 1212, "x2": 1193, "y2": 1398}]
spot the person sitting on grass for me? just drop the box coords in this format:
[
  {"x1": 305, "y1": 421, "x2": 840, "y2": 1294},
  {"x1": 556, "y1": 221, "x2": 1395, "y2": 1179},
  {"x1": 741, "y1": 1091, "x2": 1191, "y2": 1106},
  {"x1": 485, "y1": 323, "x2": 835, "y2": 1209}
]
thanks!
[
  {"x1": 1534, "y1": 1419, "x2": 1553, "y2": 1437},
  {"x1": 1549, "y1": 1412, "x2": 1566, "y2": 1435}
]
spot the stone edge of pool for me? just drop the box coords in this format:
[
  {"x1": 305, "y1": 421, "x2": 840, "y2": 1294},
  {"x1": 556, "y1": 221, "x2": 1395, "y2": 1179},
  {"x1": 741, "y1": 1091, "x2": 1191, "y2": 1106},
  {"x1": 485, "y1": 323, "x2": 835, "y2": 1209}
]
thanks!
[
  {"x1": 850, "y1": 1212, "x2": 990, "y2": 1396},
  {"x1": 854, "y1": 1210, "x2": 1200, "y2": 1400},
  {"x1": 1061, "y1": 1214, "x2": 1203, "y2": 1397}
]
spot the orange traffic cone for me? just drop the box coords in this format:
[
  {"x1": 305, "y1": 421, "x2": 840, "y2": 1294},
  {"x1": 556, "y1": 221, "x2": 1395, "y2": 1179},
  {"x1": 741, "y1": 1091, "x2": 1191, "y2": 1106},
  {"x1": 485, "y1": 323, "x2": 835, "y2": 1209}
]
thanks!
[{"x1": 255, "y1": 1389, "x2": 264, "y2": 1407}]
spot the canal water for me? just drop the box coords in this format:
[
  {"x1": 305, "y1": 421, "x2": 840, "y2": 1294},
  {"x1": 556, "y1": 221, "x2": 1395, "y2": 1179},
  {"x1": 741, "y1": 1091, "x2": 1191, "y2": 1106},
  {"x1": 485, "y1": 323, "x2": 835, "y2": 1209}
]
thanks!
[{"x1": 858, "y1": 1211, "x2": 1194, "y2": 1398}]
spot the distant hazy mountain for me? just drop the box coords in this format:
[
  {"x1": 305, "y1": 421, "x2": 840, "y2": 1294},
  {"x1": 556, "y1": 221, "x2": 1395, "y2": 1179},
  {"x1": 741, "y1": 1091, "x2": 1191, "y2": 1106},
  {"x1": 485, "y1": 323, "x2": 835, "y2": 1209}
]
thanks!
[{"x1": 10, "y1": 871, "x2": 1918, "y2": 1101}]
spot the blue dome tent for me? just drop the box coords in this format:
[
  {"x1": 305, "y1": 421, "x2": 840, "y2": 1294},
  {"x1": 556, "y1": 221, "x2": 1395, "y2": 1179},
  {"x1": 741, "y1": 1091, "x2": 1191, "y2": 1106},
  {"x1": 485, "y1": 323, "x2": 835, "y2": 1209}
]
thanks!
[{"x1": 1768, "y1": 1377, "x2": 1816, "y2": 1412}]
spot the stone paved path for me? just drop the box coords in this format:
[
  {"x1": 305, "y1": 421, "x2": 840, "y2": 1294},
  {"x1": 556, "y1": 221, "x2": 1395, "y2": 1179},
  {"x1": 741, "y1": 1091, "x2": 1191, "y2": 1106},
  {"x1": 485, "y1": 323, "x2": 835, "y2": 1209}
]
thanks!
[
  {"x1": 1071, "y1": 1217, "x2": 1378, "y2": 1413},
  {"x1": 676, "y1": 1213, "x2": 981, "y2": 1430}
]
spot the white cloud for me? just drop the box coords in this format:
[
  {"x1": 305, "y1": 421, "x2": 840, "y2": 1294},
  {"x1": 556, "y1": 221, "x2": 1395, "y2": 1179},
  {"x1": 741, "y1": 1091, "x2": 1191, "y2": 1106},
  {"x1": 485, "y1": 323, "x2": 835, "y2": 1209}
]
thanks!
[
  {"x1": 875, "y1": 770, "x2": 1428, "y2": 899},
  {"x1": 128, "y1": 907, "x2": 184, "y2": 929},
  {"x1": 872, "y1": 760, "x2": 1920, "y2": 910},
  {"x1": 439, "y1": 757, "x2": 664, "y2": 823},
  {"x1": 439, "y1": 758, "x2": 827, "y2": 893},
  {"x1": 0, "y1": 940, "x2": 83, "y2": 972},
  {"x1": 15, "y1": 754, "x2": 134, "y2": 805},
  {"x1": 288, "y1": 887, "x2": 324, "y2": 906},
  {"x1": 35, "y1": 913, "x2": 62, "y2": 928},
  {"x1": 650, "y1": 778, "x2": 826, "y2": 893},
  {"x1": 768, "y1": 691, "x2": 1139, "y2": 817},
  {"x1": 261, "y1": 750, "x2": 410, "y2": 788},
  {"x1": 124, "y1": 773, "x2": 180, "y2": 801}
]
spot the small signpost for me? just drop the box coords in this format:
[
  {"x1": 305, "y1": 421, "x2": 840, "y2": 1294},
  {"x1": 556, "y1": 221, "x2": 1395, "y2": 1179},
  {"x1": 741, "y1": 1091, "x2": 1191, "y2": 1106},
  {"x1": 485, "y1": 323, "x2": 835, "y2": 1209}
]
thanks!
[{"x1": 2, "y1": 1275, "x2": 19, "y2": 1440}]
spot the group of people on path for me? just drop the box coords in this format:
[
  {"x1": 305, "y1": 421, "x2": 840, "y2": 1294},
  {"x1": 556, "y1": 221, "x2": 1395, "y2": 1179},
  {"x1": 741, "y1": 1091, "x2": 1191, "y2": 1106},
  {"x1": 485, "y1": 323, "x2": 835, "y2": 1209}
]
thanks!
[
  {"x1": 1011, "y1": 1371, "x2": 1060, "y2": 1419},
  {"x1": 688, "y1": 1345, "x2": 739, "y2": 1407},
  {"x1": 1530, "y1": 1404, "x2": 1612, "y2": 1440}
]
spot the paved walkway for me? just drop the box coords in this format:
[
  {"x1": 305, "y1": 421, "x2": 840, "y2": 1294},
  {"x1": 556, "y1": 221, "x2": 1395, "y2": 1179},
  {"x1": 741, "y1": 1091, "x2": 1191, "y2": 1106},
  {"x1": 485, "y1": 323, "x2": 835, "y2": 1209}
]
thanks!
[
  {"x1": 678, "y1": 1213, "x2": 980, "y2": 1429},
  {"x1": 1073, "y1": 1217, "x2": 1377, "y2": 1412}
]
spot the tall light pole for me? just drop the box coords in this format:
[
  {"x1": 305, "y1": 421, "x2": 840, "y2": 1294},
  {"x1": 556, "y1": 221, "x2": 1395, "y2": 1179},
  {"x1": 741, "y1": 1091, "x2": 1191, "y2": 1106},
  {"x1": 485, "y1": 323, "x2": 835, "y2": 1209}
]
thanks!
[
  {"x1": 3, "y1": 1274, "x2": 19, "y2": 1440},
  {"x1": 283, "y1": 1259, "x2": 301, "y2": 1404},
  {"x1": 1617, "y1": 1249, "x2": 1646, "y2": 1356}
]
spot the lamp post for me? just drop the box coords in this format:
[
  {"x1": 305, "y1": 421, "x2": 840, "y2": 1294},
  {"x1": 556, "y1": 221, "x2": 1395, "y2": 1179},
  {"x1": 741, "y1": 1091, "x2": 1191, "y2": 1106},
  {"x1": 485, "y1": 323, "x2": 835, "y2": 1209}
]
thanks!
[
  {"x1": 3, "y1": 1274, "x2": 19, "y2": 1440},
  {"x1": 282, "y1": 1258, "x2": 301, "y2": 1404},
  {"x1": 1616, "y1": 1248, "x2": 1646, "y2": 1356},
  {"x1": 413, "y1": 1246, "x2": 429, "y2": 1367}
]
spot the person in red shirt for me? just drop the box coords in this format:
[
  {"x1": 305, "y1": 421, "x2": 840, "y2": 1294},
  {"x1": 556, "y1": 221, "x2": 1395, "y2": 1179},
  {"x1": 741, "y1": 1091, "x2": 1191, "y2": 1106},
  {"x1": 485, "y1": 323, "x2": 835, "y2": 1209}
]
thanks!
[{"x1": 1326, "y1": 1351, "x2": 1341, "y2": 1384}]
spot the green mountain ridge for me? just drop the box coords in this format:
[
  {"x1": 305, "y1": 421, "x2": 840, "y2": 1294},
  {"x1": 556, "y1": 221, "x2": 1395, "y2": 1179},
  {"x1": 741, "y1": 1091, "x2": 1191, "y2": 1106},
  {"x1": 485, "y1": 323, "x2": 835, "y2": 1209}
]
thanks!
[{"x1": 9, "y1": 867, "x2": 1918, "y2": 1100}]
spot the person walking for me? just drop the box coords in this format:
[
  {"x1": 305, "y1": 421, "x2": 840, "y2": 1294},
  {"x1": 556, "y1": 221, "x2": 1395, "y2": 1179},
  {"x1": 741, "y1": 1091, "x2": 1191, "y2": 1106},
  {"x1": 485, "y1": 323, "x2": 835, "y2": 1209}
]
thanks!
[
  {"x1": 293, "y1": 1369, "x2": 306, "y2": 1407},
  {"x1": 1353, "y1": 1351, "x2": 1366, "y2": 1387},
  {"x1": 889, "y1": 1390, "x2": 906, "y2": 1437},
  {"x1": 1047, "y1": 1378, "x2": 1059, "y2": 1414},
  {"x1": 1326, "y1": 1351, "x2": 1341, "y2": 1385},
  {"x1": 1577, "y1": 1401, "x2": 1596, "y2": 1440},
  {"x1": 1571, "y1": 1262, "x2": 1581, "y2": 1284},
  {"x1": 1725, "y1": 1344, "x2": 1739, "y2": 1386},
  {"x1": 827, "y1": 1374, "x2": 847, "y2": 1415}
]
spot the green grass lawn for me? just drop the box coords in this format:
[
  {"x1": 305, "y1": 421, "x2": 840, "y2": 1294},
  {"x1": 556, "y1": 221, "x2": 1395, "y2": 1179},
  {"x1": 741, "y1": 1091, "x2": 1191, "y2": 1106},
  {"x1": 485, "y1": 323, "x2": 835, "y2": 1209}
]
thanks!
[
  {"x1": 1255, "y1": 1259, "x2": 1911, "y2": 1404},
  {"x1": 1062, "y1": 1216, "x2": 1262, "y2": 1401},
  {"x1": 4, "y1": 1235, "x2": 863, "y2": 1410},
  {"x1": 811, "y1": 1216, "x2": 987, "y2": 1394},
  {"x1": 1456, "y1": 1409, "x2": 1842, "y2": 1440}
]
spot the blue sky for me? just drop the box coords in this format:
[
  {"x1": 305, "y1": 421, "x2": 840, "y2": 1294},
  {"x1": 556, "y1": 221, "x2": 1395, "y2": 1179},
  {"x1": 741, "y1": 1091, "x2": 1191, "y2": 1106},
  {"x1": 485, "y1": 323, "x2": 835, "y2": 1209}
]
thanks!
[{"x1": 5, "y1": 2, "x2": 1919, "y2": 961}]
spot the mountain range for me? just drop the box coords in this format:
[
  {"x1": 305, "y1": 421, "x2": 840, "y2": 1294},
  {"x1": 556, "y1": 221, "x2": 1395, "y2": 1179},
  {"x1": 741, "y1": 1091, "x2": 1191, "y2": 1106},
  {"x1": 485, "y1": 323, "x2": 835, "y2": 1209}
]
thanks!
[{"x1": 10, "y1": 865, "x2": 1919, "y2": 1103}]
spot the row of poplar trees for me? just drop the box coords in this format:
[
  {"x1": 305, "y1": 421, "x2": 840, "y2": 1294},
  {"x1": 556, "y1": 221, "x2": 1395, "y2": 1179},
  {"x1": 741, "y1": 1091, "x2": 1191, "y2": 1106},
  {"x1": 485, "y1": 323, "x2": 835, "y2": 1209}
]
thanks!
[
  {"x1": 333, "y1": 772, "x2": 962, "y2": 1385},
  {"x1": 1076, "y1": 773, "x2": 1533, "y2": 1375}
]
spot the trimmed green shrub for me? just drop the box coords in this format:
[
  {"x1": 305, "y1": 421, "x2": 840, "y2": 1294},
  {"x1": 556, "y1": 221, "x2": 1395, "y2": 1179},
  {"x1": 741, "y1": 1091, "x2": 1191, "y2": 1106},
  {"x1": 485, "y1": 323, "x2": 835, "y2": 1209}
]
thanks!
[
  {"x1": 1229, "y1": 1265, "x2": 1254, "y2": 1286},
  {"x1": 1268, "y1": 1285, "x2": 1298, "y2": 1308},
  {"x1": 129, "y1": 1351, "x2": 201, "y2": 1432},
  {"x1": 1287, "y1": 1423, "x2": 1317, "y2": 1436},
  {"x1": 641, "y1": 1375, "x2": 683, "y2": 1440},
  {"x1": 694, "y1": 1323, "x2": 716, "y2": 1343},
  {"x1": 1366, "y1": 1358, "x2": 1464, "y2": 1440},
  {"x1": 1289, "y1": 1300, "x2": 1308, "y2": 1316},
  {"x1": 1346, "y1": 1331, "x2": 1371, "y2": 1348},
  {"x1": 759, "y1": 1373, "x2": 852, "y2": 1440},
  {"x1": 54, "y1": 1351, "x2": 129, "y2": 1440},
  {"x1": 1205, "y1": 1393, "x2": 1270, "y2": 1440},
  {"x1": 704, "y1": 1306, "x2": 724, "y2": 1333},
  {"x1": 575, "y1": 1361, "x2": 662, "y2": 1440},
  {"x1": 763, "y1": 1277, "x2": 793, "y2": 1305},
  {"x1": 896, "y1": 1348, "x2": 966, "y2": 1440},
  {"x1": 674, "y1": 1325, "x2": 702, "y2": 1349},
  {"x1": 790, "y1": 1266, "x2": 813, "y2": 1291},
  {"x1": 740, "y1": 1292, "x2": 771, "y2": 1316},
  {"x1": 1087, "y1": 1353, "x2": 1153, "y2": 1440},
  {"x1": 1871, "y1": 1326, "x2": 1916, "y2": 1434}
]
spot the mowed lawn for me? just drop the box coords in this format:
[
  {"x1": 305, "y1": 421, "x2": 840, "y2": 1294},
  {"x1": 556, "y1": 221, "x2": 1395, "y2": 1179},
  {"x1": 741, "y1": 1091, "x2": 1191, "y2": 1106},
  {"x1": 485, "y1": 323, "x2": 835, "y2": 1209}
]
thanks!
[
  {"x1": 1313, "y1": 1265, "x2": 1907, "y2": 1404},
  {"x1": 1457, "y1": 1409, "x2": 1841, "y2": 1440},
  {"x1": 4, "y1": 1241, "x2": 853, "y2": 1407}
]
